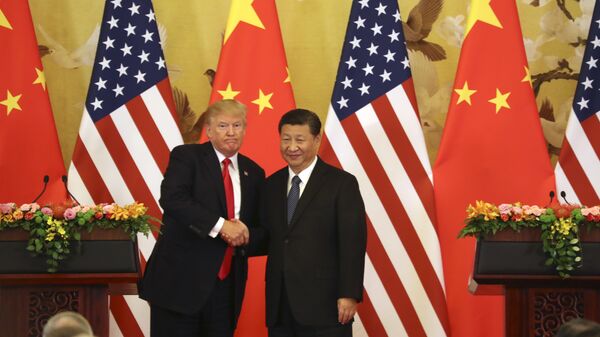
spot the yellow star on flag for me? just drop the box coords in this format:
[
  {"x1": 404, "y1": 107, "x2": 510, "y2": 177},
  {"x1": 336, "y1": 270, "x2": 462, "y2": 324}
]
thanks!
[
  {"x1": 224, "y1": 0, "x2": 265, "y2": 43},
  {"x1": 1, "y1": 90, "x2": 23, "y2": 115},
  {"x1": 521, "y1": 66, "x2": 532, "y2": 87},
  {"x1": 284, "y1": 67, "x2": 291, "y2": 84},
  {"x1": 454, "y1": 81, "x2": 477, "y2": 105},
  {"x1": 0, "y1": 8, "x2": 12, "y2": 30},
  {"x1": 252, "y1": 89, "x2": 273, "y2": 114},
  {"x1": 33, "y1": 68, "x2": 47, "y2": 90},
  {"x1": 488, "y1": 89, "x2": 510, "y2": 113},
  {"x1": 218, "y1": 82, "x2": 240, "y2": 100},
  {"x1": 465, "y1": 0, "x2": 502, "y2": 37}
]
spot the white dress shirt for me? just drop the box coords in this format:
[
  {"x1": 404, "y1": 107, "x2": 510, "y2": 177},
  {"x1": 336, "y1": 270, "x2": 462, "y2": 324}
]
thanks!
[{"x1": 287, "y1": 156, "x2": 318, "y2": 198}]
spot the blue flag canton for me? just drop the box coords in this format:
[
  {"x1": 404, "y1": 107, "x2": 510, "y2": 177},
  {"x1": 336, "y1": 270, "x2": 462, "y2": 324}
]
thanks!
[
  {"x1": 573, "y1": 2, "x2": 600, "y2": 122},
  {"x1": 331, "y1": 0, "x2": 411, "y2": 120},
  {"x1": 86, "y1": 0, "x2": 168, "y2": 122}
]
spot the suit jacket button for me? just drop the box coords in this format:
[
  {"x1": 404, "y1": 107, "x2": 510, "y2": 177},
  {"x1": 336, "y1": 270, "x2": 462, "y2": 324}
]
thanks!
[{"x1": 284, "y1": 239, "x2": 289, "y2": 244}]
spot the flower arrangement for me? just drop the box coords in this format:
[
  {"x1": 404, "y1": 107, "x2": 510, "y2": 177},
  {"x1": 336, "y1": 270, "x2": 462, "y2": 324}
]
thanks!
[
  {"x1": 459, "y1": 201, "x2": 600, "y2": 278},
  {"x1": 0, "y1": 201, "x2": 156, "y2": 272}
]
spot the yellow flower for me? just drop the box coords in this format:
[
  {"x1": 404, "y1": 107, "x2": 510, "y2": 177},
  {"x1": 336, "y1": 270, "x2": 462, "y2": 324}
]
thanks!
[
  {"x1": 110, "y1": 205, "x2": 130, "y2": 221},
  {"x1": 126, "y1": 203, "x2": 146, "y2": 218},
  {"x1": 45, "y1": 218, "x2": 68, "y2": 241}
]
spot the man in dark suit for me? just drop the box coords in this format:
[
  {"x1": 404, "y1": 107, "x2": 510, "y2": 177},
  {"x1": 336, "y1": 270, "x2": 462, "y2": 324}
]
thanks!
[
  {"x1": 261, "y1": 109, "x2": 367, "y2": 337},
  {"x1": 139, "y1": 99, "x2": 265, "y2": 337}
]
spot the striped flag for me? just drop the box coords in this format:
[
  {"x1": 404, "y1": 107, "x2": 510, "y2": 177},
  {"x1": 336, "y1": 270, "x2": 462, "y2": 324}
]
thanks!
[
  {"x1": 318, "y1": 0, "x2": 449, "y2": 336},
  {"x1": 67, "y1": 0, "x2": 182, "y2": 336},
  {"x1": 555, "y1": 0, "x2": 600, "y2": 206}
]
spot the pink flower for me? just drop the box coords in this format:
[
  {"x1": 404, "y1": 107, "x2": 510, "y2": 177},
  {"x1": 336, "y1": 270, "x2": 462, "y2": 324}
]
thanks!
[
  {"x1": 30, "y1": 203, "x2": 40, "y2": 212},
  {"x1": 41, "y1": 207, "x2": 53, "y2": 216},
  {"x1": 523, "y1": 205, "x2": 544, "y2": 217},
  {"x1": 0, "y1": 203, "x2": 14, "y2": 214},
  {"x1": 20, "y1": 204, "x2": 31, "y2": 212},
  {"x1": 512, "y1": 206, "x2": 523, "y2": 215},
  {"x1": 24, "y1": 212, "x2": 34, "y2": 220},
  {"x1": 501, "y1": 213, "x2": 509, "y2": 221},
  {"x1": 71, "y1": 205, "x2": 82, "y2": 213},
  {"x1": 81, "y1": 206, "x2": 90, "y2": 213},
  {"x1": 582, "y1": 206, "x2": 600, "y2": 217},
  {"x1": 102, "y1": 204, "x2": 114, "y2": 214},
  {"x1": 63, "y1": 208, "x2": 77, "y2": 220},
  {"x1": 498, "y1": 204, "x2": 512, "y2": 214}
]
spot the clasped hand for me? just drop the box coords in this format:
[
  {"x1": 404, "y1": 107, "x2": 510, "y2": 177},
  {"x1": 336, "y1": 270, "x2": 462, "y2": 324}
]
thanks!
[{"x1": 220, "y1": 219, "x2": 249, "y2": 246}]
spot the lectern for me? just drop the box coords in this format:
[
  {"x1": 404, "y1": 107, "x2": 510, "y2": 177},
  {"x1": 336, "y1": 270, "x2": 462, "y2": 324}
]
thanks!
[
  {"x1": 472, "y1": 228, "x2": 600, "y2": 337},
  {"x1": 0, "y1": 229, "x2": 141, "y2": 337}
]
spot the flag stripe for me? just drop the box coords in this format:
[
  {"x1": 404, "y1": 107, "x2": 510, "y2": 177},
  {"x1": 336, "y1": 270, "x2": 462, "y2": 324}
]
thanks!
[
  {"x1": 324, "y1": 110, "x2": 446, "y2": 337},
  {"x1": 71, "y1": 135, "x2": 113, "y2": 202},
  {"x1": 125, "y1": 95, "x2": 170, "y2": 172},
  {"x1": 564, "y1": 114, "x2": 600, "y2": 199},
  {"x1": 401, "y1": 78, "x2": 419, "y2": 119},
  {"x1": 366, "y1": 218, "x2": 426, "y2": 337},
  {"x1": 156, "y1": 78, "x2": 178, "y2": 121},
  {"x1": 364, "y1": 256, "x2": 408, "y2": 337},
  {"x1": 94, "y1": 115, "x2": 161, "y2": 217},
  {"x1": 555, "y1": 163, "x2": 582, "y2": 205},
  {"x1": 558, "y1": 141, "x2": 599, "y2": 205},
  {"x1": 67, "y1": 164, "x2": 95, "y2": 205},
  {"x1": 371, "y1": 94, "x2": 439, "y2": 247},
  {"x1": 141, "y1": 84, "x2": 182, "y2": 151},
  {"x1": 581, "y1": 113, "x2": 600, "y2": 161},
  {"x1": 77, "y1": 112, "x2": 135, "y2": 203},
  {"x1": 356, "y1": 291, "x2": 389, "y2": 337},
  {"x1": 111, "y1": 106, "x2": 164, "y2": 207},
  {"x1": 110, "y1": 296, "x2": 145, "y2": 337},
  {"x1": 123, "y1": 295, "x2": 151, "y2": 337}
]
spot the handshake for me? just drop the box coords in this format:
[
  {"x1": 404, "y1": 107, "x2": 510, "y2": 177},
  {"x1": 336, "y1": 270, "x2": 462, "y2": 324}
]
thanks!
[{"x1": 220, "y1": 219, "x2": 249, "y2": 246}]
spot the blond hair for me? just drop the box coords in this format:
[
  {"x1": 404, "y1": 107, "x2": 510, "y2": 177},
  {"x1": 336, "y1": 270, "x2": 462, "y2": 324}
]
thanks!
[{"x1": 204, "y1": 99, "x2": 247, "y2": 125}]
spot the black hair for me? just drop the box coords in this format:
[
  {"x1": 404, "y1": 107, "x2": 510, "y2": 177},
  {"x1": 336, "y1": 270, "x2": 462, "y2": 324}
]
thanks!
[{"x1": 278, "y1": 109, "x2": 321, "y2": 136}]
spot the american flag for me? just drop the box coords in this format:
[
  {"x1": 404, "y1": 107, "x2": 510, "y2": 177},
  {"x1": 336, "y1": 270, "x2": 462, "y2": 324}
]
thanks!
[
  {"x1": 319, "y1": 0, "x2": 449, "y2": 336},
  {"x1": 555, "y1": 0, "x2": 600, "y2": 206},
  {"x1": 68, "y1": 0, "x2": 182, "y2": 336}
]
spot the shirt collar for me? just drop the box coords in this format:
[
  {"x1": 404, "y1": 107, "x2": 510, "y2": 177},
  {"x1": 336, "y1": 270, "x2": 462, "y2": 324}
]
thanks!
[
  {"x1": 213, "y1": 147, "x2": 239, "y2": 171},
  {"x1": 288, "y1": 156, "x2": 318, "y2": 185}
]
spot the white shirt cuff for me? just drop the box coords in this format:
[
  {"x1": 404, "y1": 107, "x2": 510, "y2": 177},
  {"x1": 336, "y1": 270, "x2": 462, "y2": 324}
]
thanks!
[{"x1": 209, "y1": 217, "x2": 225, "y2": 238}]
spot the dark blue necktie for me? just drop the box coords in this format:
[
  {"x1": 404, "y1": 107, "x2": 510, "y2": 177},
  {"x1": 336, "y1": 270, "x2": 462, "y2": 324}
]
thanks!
[{"x1": 287, "y1": 175, "x2": 301, "y2": 225}]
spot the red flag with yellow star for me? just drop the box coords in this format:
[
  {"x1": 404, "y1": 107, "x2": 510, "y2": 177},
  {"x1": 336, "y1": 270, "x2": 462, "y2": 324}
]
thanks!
[
  {"x1": 433, "y1": 1, "x2": 555, "y2": 336},
  {"x1": 209, "y1": 0, "x2": 295, "y2": 171},
  {"x1": 0, "y1": 2, "x2": 67, "y2": 204},
  {"x1": 208, "y1": 1, "x2": 295, "y2": 336}
]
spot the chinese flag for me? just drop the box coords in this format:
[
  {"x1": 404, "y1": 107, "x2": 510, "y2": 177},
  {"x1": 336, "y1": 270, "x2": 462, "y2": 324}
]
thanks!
[
  {"x1": 208, "y1": 0, "x2": 295, "y2": 336},
  {"x1": 0, "y1": 2, "x2": 66, "y2": 204},
  {"x1": 433, "y1": 1, "x2": 555, "y2": 337}
]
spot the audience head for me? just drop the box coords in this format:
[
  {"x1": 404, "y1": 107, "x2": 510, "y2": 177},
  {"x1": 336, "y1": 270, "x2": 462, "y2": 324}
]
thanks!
[
  {"x1": 556, "y1": 318, "x2": 600, "y2": 337},
  {"x1": 42, "y1": 311, "x2": 94, "y2": 337}
]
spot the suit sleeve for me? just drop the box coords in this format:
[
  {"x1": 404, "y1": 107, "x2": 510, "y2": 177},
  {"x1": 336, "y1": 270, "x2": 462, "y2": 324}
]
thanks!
[
  {"x1": 337, "y1": 174, "x2": 367, "y2": 301},
  {"x1": 246, "y1": 180, "x2": 269, "y2": 256},
  {"x1": 158, "y1": 145, "x2": 220, "y2": 238}
]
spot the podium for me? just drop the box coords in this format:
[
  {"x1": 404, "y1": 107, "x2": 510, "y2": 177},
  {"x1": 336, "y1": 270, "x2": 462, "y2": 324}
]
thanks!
[
  {"x1": 0, "y1": 228, "x2": 141, "y2": 337},
  {"x1": 471, "y1": 228, "x2": 600, "y2": 337}
]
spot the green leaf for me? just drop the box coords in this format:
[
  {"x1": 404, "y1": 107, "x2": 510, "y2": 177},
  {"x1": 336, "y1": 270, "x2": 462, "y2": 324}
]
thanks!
[
  {"x1": 572, "y1": 246, "x2": 581, "y2": 252},
  {"x1": 545, "y1": 258, "x2": 554, "y2": 266},
  {"x1": 569, "y1": 238, "x2": 579, "y2": 244},
  {"x1": 575, "y1": 257, "x2": 582, "y2": 262}
]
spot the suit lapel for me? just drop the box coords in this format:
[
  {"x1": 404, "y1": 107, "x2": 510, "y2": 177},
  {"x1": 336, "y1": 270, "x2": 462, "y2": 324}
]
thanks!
[
  {"x1": 288, "y1": 158, "x2": 328, "y2": 230},
  {"x1": 200, "y1": 143, "x2": 227, "y2": 215}
]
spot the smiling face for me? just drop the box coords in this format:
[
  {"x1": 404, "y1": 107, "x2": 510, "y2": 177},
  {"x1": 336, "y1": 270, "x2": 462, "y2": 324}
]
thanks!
[
  {"x1": 206, "y1": 111, "x2": 246, "y2": 157},
  {"x1": 279, "y1": 123, "x2": 321, "y2": 174}
]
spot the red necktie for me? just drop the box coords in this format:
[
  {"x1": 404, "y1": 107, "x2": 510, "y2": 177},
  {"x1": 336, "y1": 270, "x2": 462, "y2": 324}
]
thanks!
[{"x1": 218, "y1": 158, "x2": 234, "y2": 280}]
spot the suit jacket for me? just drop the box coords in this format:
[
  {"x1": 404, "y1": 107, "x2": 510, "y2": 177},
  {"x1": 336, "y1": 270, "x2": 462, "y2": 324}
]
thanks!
[
  {"x1": 261, "y1": 157, "x2": 367, "y2": 327},
  {"x1": 139, "y1": 142, "x2": 265, "y2": 326}
]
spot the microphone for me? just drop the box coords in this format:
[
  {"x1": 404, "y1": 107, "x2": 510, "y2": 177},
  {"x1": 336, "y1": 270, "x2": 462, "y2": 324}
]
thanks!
[
  {"x1": 61, "y1": 175, "x2": 81, "y2": 205},
  {"x1": 560, "y1": 191, "x2": 571, "y2": 205},
  {"x1": 32, "y1": 175, "x2": 50, "y2": 203},
  {"x1": 546, "y1": 190, "x2": 555, "y2": 207}
]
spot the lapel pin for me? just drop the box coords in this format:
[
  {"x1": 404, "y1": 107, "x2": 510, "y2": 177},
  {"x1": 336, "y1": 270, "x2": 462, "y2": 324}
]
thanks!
[{"x1": 244, "y1": 171, "x2": 248, "y2": 176}]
